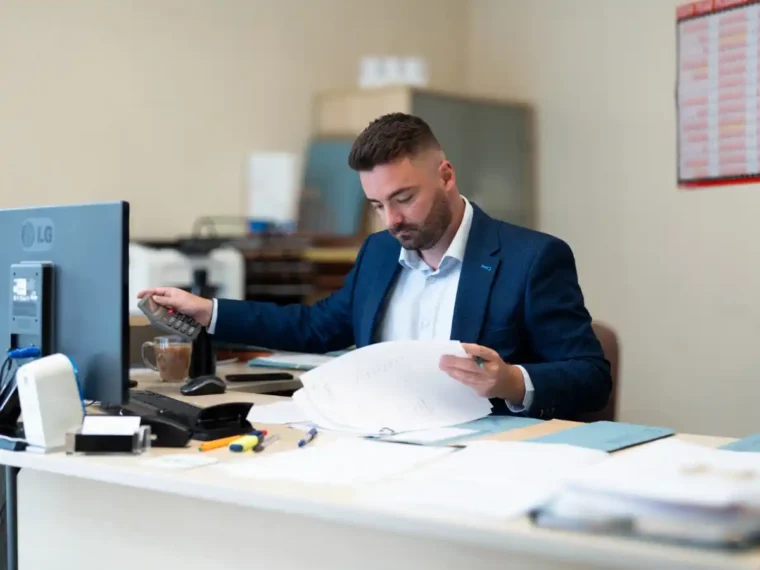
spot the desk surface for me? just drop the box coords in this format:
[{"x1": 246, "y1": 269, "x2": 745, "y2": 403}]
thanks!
[
  {"x1": 130, "y1": 361, "x2": 304, "y2": 395},
  {"x1": 1, "y1": 381, "x2": 755, "y2": 570}
]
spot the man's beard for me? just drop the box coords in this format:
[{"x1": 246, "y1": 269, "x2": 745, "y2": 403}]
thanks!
[{"x1": 390, "y1": 190, "x2": 452, "y2": 251}]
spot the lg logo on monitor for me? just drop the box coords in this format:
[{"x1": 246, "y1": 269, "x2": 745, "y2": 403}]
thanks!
[{"x1": 21, "y1": 218, "x2": 54, "y2": 252}]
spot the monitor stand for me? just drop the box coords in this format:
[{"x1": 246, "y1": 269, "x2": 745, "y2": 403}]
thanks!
[{"x1": 186, "y1": 327, "x2": 222, "y2": 386}]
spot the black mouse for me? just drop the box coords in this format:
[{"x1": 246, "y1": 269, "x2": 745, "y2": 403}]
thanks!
[{"x1": 180, "y1": 375, "x2": 226, "y2": 396}]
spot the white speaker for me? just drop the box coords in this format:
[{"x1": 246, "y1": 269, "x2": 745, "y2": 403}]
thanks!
[{"x1": 17, "y1": 354, "x2": 85, "y2": 452}]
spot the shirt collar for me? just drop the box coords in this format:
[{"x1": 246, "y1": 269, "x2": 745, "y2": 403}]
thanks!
[{"x1": 398, "y1": 196, "x2": 474, "y2": 271}]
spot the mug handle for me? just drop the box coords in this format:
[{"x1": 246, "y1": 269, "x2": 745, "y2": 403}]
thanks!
[{"x1": 141, "y1": 341, "x2": 158, "y2": 371}]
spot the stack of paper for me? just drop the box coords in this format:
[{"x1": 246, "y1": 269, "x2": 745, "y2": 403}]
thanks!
[
  {"x1": 360, "y1": 441, "x2": 609, "y2": 519},
  {"x1": 292, "y1": 340, "x2": 492, "y2": 436},
  {"x1": 534, "y1": 439, "x2": 760, "y2": 547}
]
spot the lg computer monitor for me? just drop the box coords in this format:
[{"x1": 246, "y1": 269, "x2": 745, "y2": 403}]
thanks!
[{"x1": 0, "y1": 201, "x2": 130, "y2": 407}]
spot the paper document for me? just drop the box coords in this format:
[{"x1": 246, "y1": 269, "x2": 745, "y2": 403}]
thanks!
[
  {"x1": 217, "y1": 439, "x2": 454, "y2": 485},
  {"x1": 82, "y1": 416, "x2": 141, "y2": 435},
  {"x1": 143, "y1": 454, "x2": 218, "y2": 470},
  {"x1": 534, "y1": 439, "x2": 760, "y2": 546},
  {"x1": 381, "y1": 427, "x2": 477, "y2": 445},
  {"x1": 361, "y1": 441, "x2": 608, "y2": 519},
  {"x1": 562, "y1": 438, "x2": 760, "y2": 509},
  {"x1": 379, "y1": 415, "x2": 543, "y2": 446},
  {"x1": 249, "y1": 352, "x2": 335, "y2": 371},
  {"x1": 246, "y1": 152, "x2": 301, "y2": 226},
  {"x1": 246, "y1": 401, "x2": 312, "y2": 425},
  {"x1": 292, "y1": 340, "x2": 492, "y2": 435}
]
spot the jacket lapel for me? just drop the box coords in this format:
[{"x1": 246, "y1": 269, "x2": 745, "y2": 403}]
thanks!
[
  {"x1": 360, "y1": 234, "x2": 401, "y2": 346},
  {"x1": 451, "y1": 205, "x2": 501, "y2": 343}
]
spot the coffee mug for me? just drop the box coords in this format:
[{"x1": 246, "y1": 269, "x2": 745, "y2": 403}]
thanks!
[{"x1": 141, "y1": 335, "x2": 193, "y2": 382}]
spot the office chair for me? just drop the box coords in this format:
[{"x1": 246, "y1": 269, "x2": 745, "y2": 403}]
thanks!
[{"x1": 574, "y1": 321, "x2": 620, "y2": 423}]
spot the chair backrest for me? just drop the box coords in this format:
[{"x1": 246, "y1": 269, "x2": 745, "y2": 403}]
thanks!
[{"x1": 574, "y1": 321, "x2": 620, "y2": 423}]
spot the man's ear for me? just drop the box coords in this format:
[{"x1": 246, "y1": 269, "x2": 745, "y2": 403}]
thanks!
[{"x1": 440, "y1": 160, "x2": 455, "y2": 187}]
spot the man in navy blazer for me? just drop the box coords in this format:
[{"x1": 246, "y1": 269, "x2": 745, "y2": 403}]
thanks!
[{"x1": 139, "y1": 113, "x2": 610, "y2": 420}]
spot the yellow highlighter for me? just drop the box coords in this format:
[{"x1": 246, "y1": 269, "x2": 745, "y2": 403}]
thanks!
[{"x1": 228, "y1": 434, "x2": 260, "y2": 452}]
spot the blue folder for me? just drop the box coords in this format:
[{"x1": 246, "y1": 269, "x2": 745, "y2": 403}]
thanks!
[
  {"x1": 529, "y1": 421, "x2": 675, "y2": 452},
  {"x1": 721, "y1": 434, "x2": 760, "y2": 452}
]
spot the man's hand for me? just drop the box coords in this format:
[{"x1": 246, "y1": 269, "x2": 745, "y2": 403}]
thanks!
[
  {"x1": 439, "y1": 343, "x2": 526, "y2": 402},
  {"x1": 137, "y1": 287, "x2": 214, "y2": 328}
]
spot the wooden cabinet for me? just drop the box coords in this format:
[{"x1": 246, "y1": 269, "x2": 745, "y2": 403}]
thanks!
[{"x1": 311, "y1": 87, "x2": 535, "y2": 234}]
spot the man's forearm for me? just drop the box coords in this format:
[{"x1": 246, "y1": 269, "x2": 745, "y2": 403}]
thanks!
[{"x1": 211, "y1": 297, "x2": 355, "y2": 354}]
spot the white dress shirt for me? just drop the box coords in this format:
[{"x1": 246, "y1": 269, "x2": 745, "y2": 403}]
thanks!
[
  {"x1": 376, "y1": 197, "x2": 534, "y2": 413},
  {"x1": 209, "y1": 196, "x2": 534, "y2": 412}
]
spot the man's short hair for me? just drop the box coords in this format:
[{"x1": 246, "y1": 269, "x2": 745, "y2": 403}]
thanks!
[{"x1": 347, "y1": 112, "x2": 440, "y2": 171}]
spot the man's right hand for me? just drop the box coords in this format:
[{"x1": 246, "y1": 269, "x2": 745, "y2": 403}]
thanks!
[{"x1": 137, "y1": 287, "x2": 214, "y2": 328}]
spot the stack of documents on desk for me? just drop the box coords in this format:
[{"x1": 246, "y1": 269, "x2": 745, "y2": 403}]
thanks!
[
  {"x1": 534, "y1": 439, "x2": 760, "y2": 548},
  {"x1": 361, "y1": 441, "x2": 609, "y2": 520},
  {"x1": 291, "y1": 340, "x2": 492, "y2": 436}
]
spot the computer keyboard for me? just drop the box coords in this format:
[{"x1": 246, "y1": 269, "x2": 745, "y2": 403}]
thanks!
[
  {"x1": 129, "y1": 390, "x2": 202, "y2": 425},
  {"x1": 119, "y1": 390, "x2": 254, "y2": 441}
]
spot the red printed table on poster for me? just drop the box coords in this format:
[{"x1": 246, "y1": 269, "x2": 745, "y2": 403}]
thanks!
[{"x1": 677, "y1": 0, "x2": 760, "y2": 188}]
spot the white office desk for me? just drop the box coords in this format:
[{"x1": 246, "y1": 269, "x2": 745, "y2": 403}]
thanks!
[{"x1": 2, "y1": 387, "x2": 758, "y2": 570}]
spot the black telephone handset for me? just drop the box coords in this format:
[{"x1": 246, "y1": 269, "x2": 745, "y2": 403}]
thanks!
[{"x1": 137, "y1": 296, "x2": 202, "y2": 341}]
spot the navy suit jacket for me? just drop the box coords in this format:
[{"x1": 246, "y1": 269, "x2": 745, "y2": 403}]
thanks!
[{"x1": 215, "y1": 204, "x2": 611, "y2": 420}]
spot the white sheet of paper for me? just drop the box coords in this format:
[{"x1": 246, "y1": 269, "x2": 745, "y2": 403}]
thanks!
[
  {"x1": 383, "y1": 427, "x2": 477, "y2": 444},
  {"x1": 361, "y1": 441, "x2": 609, "y2": 519},
  {"x1": 143, "y1": 454, "x2": 218, "y2": 470},
  {"x1": 291, "y1": 388, "x2": 376, "y2": 435},
  {"x1": 564, "y1": 438, "x2": 760, "y2": 509},
  {"x1": 296, "y1": 340, "x2": 492, "y2": 434},
  {"x1": 246, "y1": 152, "x2": 301, "y2": 225},
  {"x1": 217, "y1": 439, "x2": 454, "y2": 485},
  {"x1": 246, "y1": 401, "x2": 312, "y2": 425},
  {"x1": 81, "y1": 416, "x2": 141, "y2": 435}
]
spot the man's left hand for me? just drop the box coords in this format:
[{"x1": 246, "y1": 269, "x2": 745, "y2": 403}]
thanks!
[{"x1": 439, "y1": 343, "x2": 525, "y2": 402}]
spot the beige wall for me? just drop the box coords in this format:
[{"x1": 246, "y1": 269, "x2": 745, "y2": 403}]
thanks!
[
  {"x1": 0, "y1": 0, "x2": 468, "y2": 238},
  {"x1": 468, "y1": 0, "x2": 760, "y2": 437},
  {"x1": 6, "y1": 0, "x2": 754, "y2": 437}
]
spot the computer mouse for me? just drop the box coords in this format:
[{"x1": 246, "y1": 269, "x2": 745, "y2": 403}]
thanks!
[{"x1": 180, "y1": 375, "x2": 226, "y2": 396}]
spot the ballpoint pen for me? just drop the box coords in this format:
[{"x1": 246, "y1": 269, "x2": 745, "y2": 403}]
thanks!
[{"x1": 298, "y1": 427, "x2": 318, "y2": 448}]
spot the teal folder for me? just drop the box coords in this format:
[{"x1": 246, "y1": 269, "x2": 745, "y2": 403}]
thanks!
[
  {"x1": 248, "y1": 358, "x2": 319, "y2": 371},
  {"x1": 529, "y1": 421, "x2": 675, "y2": 452},
  {"x1": 247, "y1": 349, "x2": 352, "y2": 371},
  {"x1": 721, "y1": 434, "x2": 760, "y2": 452},
  {"x1": 447, "y1": 416, "x2": 543, "y2": 443}
]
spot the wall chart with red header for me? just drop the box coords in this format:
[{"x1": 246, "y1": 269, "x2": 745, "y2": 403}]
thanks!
[{"x1": 677, "y1": 0, "x2": 760, "y2": 188}]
